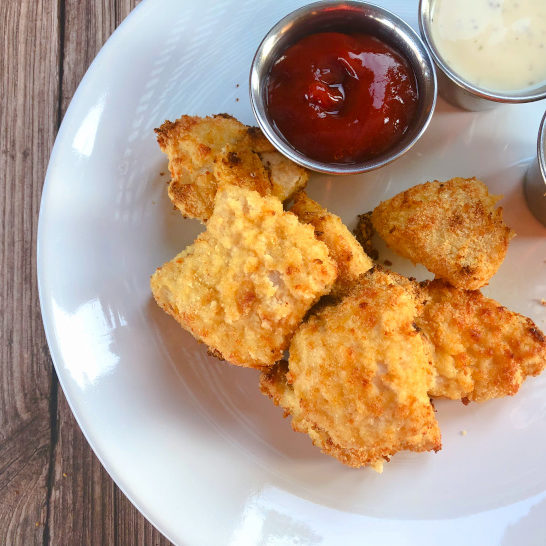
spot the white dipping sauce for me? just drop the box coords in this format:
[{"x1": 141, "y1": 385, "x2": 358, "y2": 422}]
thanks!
[{"x1": 430, "y1": 0, "x2": 546, "y2": 92}]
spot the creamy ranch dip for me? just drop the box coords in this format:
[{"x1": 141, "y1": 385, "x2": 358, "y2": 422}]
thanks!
[{"x1": 430, "y1": 0, "x2": 546, "y2": 92}]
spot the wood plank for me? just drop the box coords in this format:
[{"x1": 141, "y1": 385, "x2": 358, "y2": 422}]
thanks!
[
  {"x1": 114, "y1": 486, "x2": 174, "y2": 546},
  {"x1": 47, "y1": 393, "x2": 116, "y2": 545},
  {"x1": 0, "y1": 0, "x2": 60, "y2": 544},
  {"x1": 46, "y1": 0, "x2": 172, "y2": 543},
  {"x1": 58, "y1": 1, "x2": 117, "y2": 115},
  {"x1": 116, "y1": 0, "x2": 141, "y2": 26}
]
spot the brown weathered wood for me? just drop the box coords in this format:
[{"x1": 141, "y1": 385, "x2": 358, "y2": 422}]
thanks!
[
  {"x1": 47, "y1": 393, "x2": 116, "y2": 545},
  {"x1": 115, "y1": 0, "x2": 141, "y2": 27},
  {"x1": 0, "y1": 0, "x2": 60, "y2": 544},
  {"x1": 114, "y1": 486, "x2": 174, "y2": 546},
  {"x1": 59, "y1": 1, "x2": 117, "y2": 115},
  {"x1": 1, "y1": 0, "x2": 172, "y2": 543}
]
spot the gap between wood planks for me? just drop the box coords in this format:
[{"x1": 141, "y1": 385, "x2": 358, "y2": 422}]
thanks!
[{"x1": 42, "y1": 0, "x2": 65, "y2": 540}]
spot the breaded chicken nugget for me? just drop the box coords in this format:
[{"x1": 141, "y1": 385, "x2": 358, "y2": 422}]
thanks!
[
  {"x1": 290, "y1": 192, "x2": 373, "y2": 298},
  {"x1": 371, "y1": 178, "x2": 515, "y2": 290},
  {"x1": 260, "y1": 269, "x2": 441, "y2": 471},
  {"x1": 213, "y1": 145, "x2": 271, "y2": 195},
  {"x1": 155, "y1": 114, "x2": 308, "y2": 222},
  {"x1": 151, "y1": 186, "x2": 337, "y2": 368},
  {"x1": 417, "y1": 279, "x2": 546, "y2": 402}
]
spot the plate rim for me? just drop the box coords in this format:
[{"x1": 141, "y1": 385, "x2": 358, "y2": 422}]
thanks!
[
  {"x1": 36, "y1": 0, "x2": 546, "y2": 543},
  {"x1": 36, "y1": 0, "x2": 180, "y2": 543}
]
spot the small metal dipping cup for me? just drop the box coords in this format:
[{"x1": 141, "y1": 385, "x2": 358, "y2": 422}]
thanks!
[
  {"x1": 524, "y1": 111, "x2": 546, "y2": 226},
  {"x1": 419, "y1": 0, "x2": 546, "y2": 111},
  {"x1": 249, "y1": 1, "x2": 437, "y2": 175}
]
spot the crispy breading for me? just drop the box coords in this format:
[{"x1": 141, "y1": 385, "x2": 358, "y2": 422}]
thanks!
[
  {"x1": 290, "y1": 192, "x2": 373, "y2": 298},
  {"x1": 212, "y1": 144, "x2": 271, "y2": 195},
  {"x1": 371, "y1": 177, "x2": 515, "y2": 290},
  {"x1": 417, "y1": 279, "x2": 546, "y2": 402},
  {"x1": 354, "y1": 211, "x2": 379, "y2": 260},
  {"x1": 155, "y1": 114, "x2": 308, "y2": 222},
  {"x1": 151, "y1": 186, "x2": 337, "y2": 369},
  {"x1": 260, "y1": 269, "x2": 441, "y2": 471}
]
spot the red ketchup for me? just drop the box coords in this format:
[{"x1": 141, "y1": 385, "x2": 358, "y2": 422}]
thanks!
[{"x1": 267, "y1": 32, "x2": 418, "y2": 164}]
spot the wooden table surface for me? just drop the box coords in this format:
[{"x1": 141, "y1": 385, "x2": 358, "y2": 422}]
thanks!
[{"x1": 1, "y1": 1, "x2": 172, "y2": 543}]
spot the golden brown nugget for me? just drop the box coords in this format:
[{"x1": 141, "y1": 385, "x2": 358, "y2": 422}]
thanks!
[
  {"x1": 260, "y1": 269, "x2": 441, "y2": 471},
  {"x1": 155, "y1": 114, "x2": 308, "y2": 221},
  {"x1": 417, "y1": 279, "x2": 546, "y2": 402},
  {"x1": 290, "y1": 192, "x2": 373, "y2": 298},
  {"x1": 151, "y1": 186, "x2": 337, "y2": 369},
  {"x1": 371, "y1": 177, "x2": 515, "y2": 290}
]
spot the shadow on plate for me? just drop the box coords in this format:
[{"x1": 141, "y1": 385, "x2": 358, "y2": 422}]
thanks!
[
  {"x1": 146, "y1": 298, "x2": 327, "y2": 465},
  {"x1": 502, "y1": 494, "x2": 546, "y2": 546}
]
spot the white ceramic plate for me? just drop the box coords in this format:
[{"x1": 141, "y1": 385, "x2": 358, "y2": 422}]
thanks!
[{"x1": 38, "y1": 1, "x2": 546, "y2": 544}]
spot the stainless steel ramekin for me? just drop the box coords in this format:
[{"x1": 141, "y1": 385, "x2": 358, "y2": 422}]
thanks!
[
  {"x1": 419, "y1": 0, "x2": 546, "y2": 111},
  {"x1": 249, "y1": 1, "x2": 437, "y2": 175},
  {"x1": 524, "y1": 111, "x2": 546, "y2": 226}
]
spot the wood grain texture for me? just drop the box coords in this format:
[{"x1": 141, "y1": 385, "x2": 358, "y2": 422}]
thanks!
[
  {"x1": 0, "y1": 1, "x2": 60, "y2": 544},
  {"x1": 0, "y1": 0, "x2": 172, "y2": 544}
]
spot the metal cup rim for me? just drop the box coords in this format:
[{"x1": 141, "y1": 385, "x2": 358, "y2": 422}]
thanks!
[
  {"x1": 249, "y1": 0, "x2": 438, "y2": 175},
  {"x1": 418, "y1": 0, "x2": 546, "y2": 105},
  {"x1": 538, "y1": 110, "x2": 546, "y2": 181}
]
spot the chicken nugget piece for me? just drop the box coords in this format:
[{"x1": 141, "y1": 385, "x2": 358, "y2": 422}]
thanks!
[
  {"x1": 155, "y1": 114, "x2": 308, "y2": 221},
  {"x1": 151, "y1": 186, "x2": 337, "y2": 368},
  {"x1": 259, "y1": 151, "x2": 308, "y2": 203},
  {"x1": 260, "y1": 268, "x2": 441, "y2": 471},
  {"x1": 156, "y1": 114, "x2": 246, "y2": 221},
  {"x1": 290, "y1": 192, "x2": 373, "y2": 298},
  {"x1": 371, "y1": 177, "x2": 515, "y2": 290},
  {"x1": 243, "y1": 125, "x2": 275, "y2": 153},
  {"x1": 213, "y1": 145, "x2": 271, "y2": 195},
  {"x1": 417, "y1": 279, "x2": 546, "y2": 402}
]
